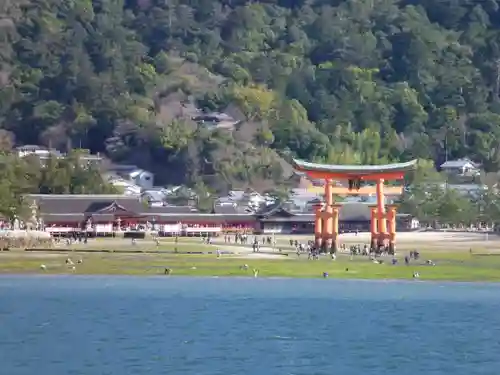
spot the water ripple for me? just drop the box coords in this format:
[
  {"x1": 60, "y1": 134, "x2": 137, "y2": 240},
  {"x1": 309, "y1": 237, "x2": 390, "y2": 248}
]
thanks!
[{"x1": 0, "y1": 277, "x2": 500, "y2": 375}]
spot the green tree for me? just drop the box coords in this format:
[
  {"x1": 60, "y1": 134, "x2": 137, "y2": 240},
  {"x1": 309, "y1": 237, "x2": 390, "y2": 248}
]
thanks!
[{"x1": 4, "y1": 0, "x2": 500, "y2": 191}]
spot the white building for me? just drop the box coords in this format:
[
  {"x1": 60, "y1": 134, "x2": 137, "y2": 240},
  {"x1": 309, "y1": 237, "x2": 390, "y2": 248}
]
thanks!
[
  {"x1": 129, "y1": 169, "x2": 154, "y2": 189},
  {"x1": 192, "y1": 112, "x2": 240, "y2": 129},
  {"x1": 107, "y1": 178, "x2": 142, "y2": 196},
  {"x1": 440, "y1": 158, "x2": 480, "y2": 176},
  {"x1": 215, "y1": 190, "x2": 268, "y2": 213},
  {"x1": 15, "y1": 145, "x2": 102, "y2": 166},
  {"x1": 142, "y1": 189, "x2": 168, "y2": 205},
  {"x1": 229, "y1": 190, "x2": 266, "y2": 210},
  {"x1": 106, "y1": 164, "x2": 154, "y2": 190},
  {"x1": 16, "y1": 145, "x2": 60, "y2": 158}
]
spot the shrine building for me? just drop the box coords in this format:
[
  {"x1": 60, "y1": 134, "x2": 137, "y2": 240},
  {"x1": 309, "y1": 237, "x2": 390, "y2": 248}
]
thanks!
[{"x1": 27, "y1": 194, "x2": 418, "y2": 237}]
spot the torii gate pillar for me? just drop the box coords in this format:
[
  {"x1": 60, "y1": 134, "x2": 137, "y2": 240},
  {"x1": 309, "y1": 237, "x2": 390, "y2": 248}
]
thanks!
[{"x1": 313, "y1": 180, "x2": 340, "y2": 253}]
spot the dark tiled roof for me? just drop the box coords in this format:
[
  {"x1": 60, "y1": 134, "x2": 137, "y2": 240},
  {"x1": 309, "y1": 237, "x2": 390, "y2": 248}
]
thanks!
[
  {"x1": 85, "y1": 201, "x2": 143, "y2": 214},
  {"x1": 31, "y1": 194, "x2": 255, "y2": 223},
  {"x1": 260, "y1": 204, "x2": 412, "y2": 223},
  {"x1": 257, "y1": 206, "x2": 294, "y2": 218},
  {"x1": 142, "y1": 214, "x2": 256, "y2": 222},
  {"x1": 41, "y1": 213, "x2": 132, "y2": 223},
  {"x1": 29, "y1": 195, "x2": 144, "y2": 215},
  {"x1": 213, "y1": 205, "x2": 239, "y2": 214},
  {"x1": 255, "y1": 202, "x2": 282, "y2": 216},
  {"x1": 146, "y1": 205, "x2": 198, "y2": 214},
  {"x1": 90, "y1": 214, "x2": 116, "y2": 221},
  {"x1": 257, "y1": 202, "x2": 371, "y2": 222},
  {"x1": 29, "y1": 195, "x2": 202, "y2": 216},
  {"x1": 84, "y1": 201, "x2": 114, "y2": 212},
  {"x1": 31, "y1": 195, "x2": 413, "y2": 224},
  {"x1": 260, "y1": 214, "x2": 314, "y2": 223},
  {"x1": 41, "y1": 213, "x2": 84, "y2": 223}
]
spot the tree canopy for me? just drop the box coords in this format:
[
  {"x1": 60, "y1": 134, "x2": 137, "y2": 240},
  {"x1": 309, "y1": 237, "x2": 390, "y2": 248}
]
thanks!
[{"x1": 2, "y1": 0, "x2": 500, "y2": 190}]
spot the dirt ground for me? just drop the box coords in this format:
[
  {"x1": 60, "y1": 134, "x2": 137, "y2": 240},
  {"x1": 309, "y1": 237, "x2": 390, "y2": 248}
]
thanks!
[
  {"x1": 53, "y1": 231, "x2": 500, "y2": 251},
  {"x1": 1, "y1": 231, "x2": 499, "y2": 261},
  {"x1": 271, "y1": 231, "x2": 500, "y2": 251}
]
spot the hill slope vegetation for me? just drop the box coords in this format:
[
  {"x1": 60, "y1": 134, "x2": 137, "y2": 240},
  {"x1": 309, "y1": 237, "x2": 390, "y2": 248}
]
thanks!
[{"x1": 2, "y1": 0, "x2": 500, "y2": 190}]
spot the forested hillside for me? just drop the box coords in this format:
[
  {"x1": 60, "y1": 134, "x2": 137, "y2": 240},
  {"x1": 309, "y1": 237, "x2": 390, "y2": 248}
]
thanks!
[{"x1": 2, "y1": 0, "x2": 500, "y2": 190}]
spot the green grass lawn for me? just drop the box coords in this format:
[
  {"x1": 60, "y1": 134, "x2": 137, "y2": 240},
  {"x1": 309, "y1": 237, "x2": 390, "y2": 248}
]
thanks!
[{"x1": 1, "y1": 249, "x2": 500, "y2": 282}]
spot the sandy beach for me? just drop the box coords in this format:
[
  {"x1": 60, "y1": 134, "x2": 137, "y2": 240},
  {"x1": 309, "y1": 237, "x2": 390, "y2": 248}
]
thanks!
[
  {"x1": 217, "y1": 231, "x2": 500, "y2": 257},
  {"x1": 221, "y1": 231, "x2": 497, "y2": 251},
  {"x1": 338, "y1": 231, "x2": 495, "y2": 246},
  {"x1": 1, "y1": 231, "x2": 499, "y2": 262}
]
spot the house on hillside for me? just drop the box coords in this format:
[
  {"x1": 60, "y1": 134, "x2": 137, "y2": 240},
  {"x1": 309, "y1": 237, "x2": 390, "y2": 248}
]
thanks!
[
  {"x1": 286, "y1": 188, "x2": 322, "y2": 211},
  {"x1": 215, "y1": 189, "x2": 268, "y2": 213},
  {"x1": 164, "y1": 186, "x2": 197, "y2": 206},
  {"x1": 107, "y1": 164, "x2": 154, "y2": 190},
  {"x1": 212, "y1": 202, "x2": 253, "y2": 215},
  {"x1": 231, "y1": 190, "x2": 266, "y2": 209},
  {"x1": 16, "y1": 145, "x2": 61, "y2": 159},
  {"x1": 142, "y1": 189, "x2": 168, "y2": 206},
  {"x1": 130, "y1": 169, "x2": 154, "y2": 189},
  {"x1": 16, "y1": 146, "x2": 103, "y2": 167},
  {"x1": 192, "y1": 112, "x2": 240, "y2": 129},
  {"x1": 440, "y1": 158, "x2": 480, "y2": 176},
  {"x1": 106, "y1": 177, "x2": 142, "y2": 196},
  {"x1": 76, "y1": 150, "x2": 103, "y2": 165}
]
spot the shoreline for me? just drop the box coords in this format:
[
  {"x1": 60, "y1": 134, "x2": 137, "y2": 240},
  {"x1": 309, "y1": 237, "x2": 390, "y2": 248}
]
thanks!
[
  {"x1": 1, "y1": 267, "x2": 499, "y2": 283},
  {"x1": 1, "y1": 273, "x2": 499, "y2": 285}
]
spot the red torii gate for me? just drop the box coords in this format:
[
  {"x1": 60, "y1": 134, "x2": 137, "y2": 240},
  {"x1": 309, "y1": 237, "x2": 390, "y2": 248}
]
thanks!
[{"x1": 292, "y1": 159, "x2": 417, "y2": 253}]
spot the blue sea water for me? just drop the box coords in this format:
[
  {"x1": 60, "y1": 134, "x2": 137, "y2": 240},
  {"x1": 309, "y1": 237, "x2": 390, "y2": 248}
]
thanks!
[{"x1": 0, "y1": 276, "x2": 499, "y2": 375}]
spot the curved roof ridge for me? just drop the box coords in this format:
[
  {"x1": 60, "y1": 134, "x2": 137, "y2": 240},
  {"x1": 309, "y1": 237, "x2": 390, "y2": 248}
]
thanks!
[{"x1": 292, "y1": 159, "x2": 417, "y2": 174}]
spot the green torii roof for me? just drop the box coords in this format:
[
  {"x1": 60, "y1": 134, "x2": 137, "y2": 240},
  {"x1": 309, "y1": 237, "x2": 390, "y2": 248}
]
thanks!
[{"x1": 292, "y1": 159, "x2": 418, "y2": 175}]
